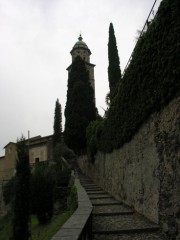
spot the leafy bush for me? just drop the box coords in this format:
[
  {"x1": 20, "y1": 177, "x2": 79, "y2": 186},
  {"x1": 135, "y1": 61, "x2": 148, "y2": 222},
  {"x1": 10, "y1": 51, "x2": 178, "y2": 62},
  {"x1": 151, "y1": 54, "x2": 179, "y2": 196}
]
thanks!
[
  {"x1": 31, "y1": 164, "x2": 54, "y2": 224},
  {"x1": 52, "y1": 159, "x2": 71, "y2": 210},
  {"x1": 51, "y1": 159, "x2": 71, "y2": 187},
  {"x1": 3, "y1": 177, "x2": 15, "y2": 205},
  {"x1": 53, "y1": 143, "x2": 62, "y2": 163},
  {"x1": 60, "y1": 144, "x2": 76, "y2": 161},
  {"x1": 67, "y1": 185, "x2": 78, "y2": 213}
]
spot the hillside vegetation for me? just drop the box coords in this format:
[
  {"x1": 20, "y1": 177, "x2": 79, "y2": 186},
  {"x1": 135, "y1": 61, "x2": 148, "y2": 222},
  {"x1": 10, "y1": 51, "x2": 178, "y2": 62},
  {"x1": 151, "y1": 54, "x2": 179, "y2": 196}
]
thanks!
[{"x1": 89, "y1": 0, "x2": 180, "y2": 154}]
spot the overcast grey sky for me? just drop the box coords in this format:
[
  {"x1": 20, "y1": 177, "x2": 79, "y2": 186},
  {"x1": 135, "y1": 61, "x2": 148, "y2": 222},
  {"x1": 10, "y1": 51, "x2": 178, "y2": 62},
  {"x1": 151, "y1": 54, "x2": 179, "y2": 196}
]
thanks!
[{"x1": 0, "y1": 0, "x2": 162, "y2": 156}]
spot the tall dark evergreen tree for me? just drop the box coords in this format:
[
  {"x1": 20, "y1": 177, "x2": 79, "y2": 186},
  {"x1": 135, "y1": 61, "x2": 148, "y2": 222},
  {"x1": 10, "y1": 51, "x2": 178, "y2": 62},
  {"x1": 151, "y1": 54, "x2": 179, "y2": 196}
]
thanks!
[
  {"x1": 53, "y1": 99, "x2": 62, "y2": 147},
  {"x1": 31, "y1": 165, "x2": 54, "y2": 224},
  {"x1": 12, "y1": 136, "x2": 30, "y2": 240},
  {"x1": 108, "y1": 22, "x2": 121, "y2": 101},
  {"x1": 64, "y1": 56, "x2": 96, "y2": 154}
]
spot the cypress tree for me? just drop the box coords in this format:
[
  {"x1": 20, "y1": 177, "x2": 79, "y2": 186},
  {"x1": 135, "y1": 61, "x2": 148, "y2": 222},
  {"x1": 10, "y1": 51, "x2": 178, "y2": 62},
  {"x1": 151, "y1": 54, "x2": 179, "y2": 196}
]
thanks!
[
  {"x1": 53, "y1": 99, "x2": 62, "y2": 147},
  {"x1": 12, "y1": 136, "x2": 30, "y2": 240},
  {"x1": 108, "y1": 22, "x2": 121, "y2": 101},
  {"x1": 64, "y1": 56, "x2": 96, "y2": 154},
  {"x1": 31, "y1": 165, "x2": 54, "y2": 224}
]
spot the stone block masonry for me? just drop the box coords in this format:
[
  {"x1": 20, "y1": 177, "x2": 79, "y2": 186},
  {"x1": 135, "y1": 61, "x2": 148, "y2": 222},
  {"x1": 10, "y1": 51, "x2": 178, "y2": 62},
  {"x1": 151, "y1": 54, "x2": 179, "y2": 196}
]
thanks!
[{"x1": 78, "y1": 96, "x2": 180, "y2": 239}]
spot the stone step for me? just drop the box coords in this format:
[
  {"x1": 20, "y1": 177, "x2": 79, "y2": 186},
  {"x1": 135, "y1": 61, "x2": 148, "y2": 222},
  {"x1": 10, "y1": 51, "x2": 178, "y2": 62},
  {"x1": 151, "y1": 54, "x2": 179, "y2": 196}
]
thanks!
[
  {"x1": 93, "y1": 203, "x2": 123, "y2": 206},
  {"x1": 83, "y1": 184, "x2": 100, "y2": 187},
  {"x1": 89, "y1": 194, "x2": 112, "y2": 199},
  {"x1": 91, "y1": 197, "x2": 122, "y2": 206},
  {"x1": 80, "y1": 179, "x2": 92, "y2": 182},
  {"x1": 80, "y1": 182, "x2": 94, "y2": 185},
  {"x1": 93, "y1": 231, "x2": 166, "y2": 240},
  {"x1": 93, "y1": 204, "x2": 134, "y2": 216},
  {"x1": 93, "y1": 215, "x2": 160, "y2": 234},
  {"x1": 81, "y1": 183, "x2": 94, "y2": 186},
  {"x1": 79, "y1": 179, "x2": 93, "y2": 183},
  {"x1": 78, "y1": 174, "x2": 166, "y2": 240},
  {"x1": 83, "y1": 184, "x2": 99, "y2": 188},
  {"x1": 85, "y1": 188, "x2": 103, "y2": 191},
  {"x1": 87, "y1": 191, "x2": 107, "y2": 195},
  {"x1": 85, "y1": 187, "x2": 102, "y2": 191},
  {"x1": 93, "y1": 211, "x2": 133, "y2": 217}
]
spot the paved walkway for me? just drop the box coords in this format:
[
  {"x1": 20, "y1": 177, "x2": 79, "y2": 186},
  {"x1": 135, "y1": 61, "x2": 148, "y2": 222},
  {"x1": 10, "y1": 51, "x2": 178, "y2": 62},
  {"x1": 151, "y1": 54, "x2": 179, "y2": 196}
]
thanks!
[{"x1": 79, "y1": 175, "x2": 167, "y2": 240}]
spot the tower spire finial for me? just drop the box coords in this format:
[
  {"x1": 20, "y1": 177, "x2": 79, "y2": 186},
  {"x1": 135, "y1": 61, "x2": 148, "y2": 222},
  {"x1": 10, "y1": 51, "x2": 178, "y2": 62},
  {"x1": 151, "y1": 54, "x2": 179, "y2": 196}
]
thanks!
[{"x1": 78, "y1": 33, "x2": 82, "y2": 41}]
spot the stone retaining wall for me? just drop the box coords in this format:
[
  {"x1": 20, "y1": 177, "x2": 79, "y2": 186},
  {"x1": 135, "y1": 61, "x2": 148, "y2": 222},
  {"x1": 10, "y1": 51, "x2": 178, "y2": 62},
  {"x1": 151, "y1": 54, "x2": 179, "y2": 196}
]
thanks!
[{"x1": 78, "y1": 96, "x2": 180, "y2": 239}]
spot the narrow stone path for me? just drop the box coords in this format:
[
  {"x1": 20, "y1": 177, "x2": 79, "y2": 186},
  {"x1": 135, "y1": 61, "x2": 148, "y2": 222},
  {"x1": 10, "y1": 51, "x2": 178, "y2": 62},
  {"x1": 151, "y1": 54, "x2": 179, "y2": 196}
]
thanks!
[{"x1": 79, "y1": 175, "x2": 166, "y2": 240}]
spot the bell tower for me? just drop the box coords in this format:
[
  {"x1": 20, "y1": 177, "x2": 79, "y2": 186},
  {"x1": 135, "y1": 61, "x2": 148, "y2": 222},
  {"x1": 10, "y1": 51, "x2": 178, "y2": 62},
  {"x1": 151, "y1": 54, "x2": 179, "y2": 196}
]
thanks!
[{"x1": 67, "y1": 34, "x2": 96, "y2": 101}]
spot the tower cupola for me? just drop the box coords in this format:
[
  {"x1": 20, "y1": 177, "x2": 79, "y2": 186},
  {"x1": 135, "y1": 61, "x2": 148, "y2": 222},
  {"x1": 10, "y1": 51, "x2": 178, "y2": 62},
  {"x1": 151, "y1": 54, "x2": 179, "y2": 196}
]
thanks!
[
  {"x1": 67, "y1": 34, "x2": 96, "y2": 103},
  {"x1": 70, "y1": 34, "x2": 91, "y2": 63}
]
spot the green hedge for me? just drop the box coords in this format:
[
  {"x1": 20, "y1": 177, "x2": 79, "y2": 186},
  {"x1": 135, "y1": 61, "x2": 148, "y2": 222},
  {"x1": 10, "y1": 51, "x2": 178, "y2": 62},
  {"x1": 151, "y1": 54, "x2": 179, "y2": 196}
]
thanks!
[{"x1": 96, "y1": 0, "x2": 180, "y2": 153}]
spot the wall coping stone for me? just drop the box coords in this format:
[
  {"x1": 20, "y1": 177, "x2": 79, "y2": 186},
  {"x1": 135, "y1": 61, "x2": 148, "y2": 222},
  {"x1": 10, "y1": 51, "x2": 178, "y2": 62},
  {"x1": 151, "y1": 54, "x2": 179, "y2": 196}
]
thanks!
[{"x1": 51, "y1": 178, "x2": 93, "y2": 240}]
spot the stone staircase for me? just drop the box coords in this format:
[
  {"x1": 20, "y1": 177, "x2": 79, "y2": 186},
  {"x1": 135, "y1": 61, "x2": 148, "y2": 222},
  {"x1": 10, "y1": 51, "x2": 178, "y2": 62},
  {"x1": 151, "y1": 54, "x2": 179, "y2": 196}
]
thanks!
[{"x1": 79, "y1": 175, "x2": 166, "y2": 240}]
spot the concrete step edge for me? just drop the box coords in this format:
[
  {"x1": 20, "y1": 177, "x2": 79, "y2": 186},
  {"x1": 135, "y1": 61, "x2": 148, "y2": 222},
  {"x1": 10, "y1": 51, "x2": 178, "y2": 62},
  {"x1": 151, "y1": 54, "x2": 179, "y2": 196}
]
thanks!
[
  {"x1": 93, "y1": 226, "x2": 160, "y2": 235},
  {"x1": 90, "y1": 196, "x2": 113, "y2": 199},
  {"x1": 93, "y1": 211, "x2": 134, "y2": 216},
  {"x1": 92, "y1": 203, "x2": 123, "y2": 206}
]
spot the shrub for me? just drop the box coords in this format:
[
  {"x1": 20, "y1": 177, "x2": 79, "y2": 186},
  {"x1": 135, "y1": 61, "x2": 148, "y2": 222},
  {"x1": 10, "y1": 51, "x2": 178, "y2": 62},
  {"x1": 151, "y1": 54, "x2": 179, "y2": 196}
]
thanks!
[
  {"x1": 67, "y1": 185, "x2": 78, "y2": 213},
  {"x1": 31, "y1": 164, "x2": 54, "y2": 224},
  {"x1": 3, "y1": 177, "x2": 15, "y2": 205}
]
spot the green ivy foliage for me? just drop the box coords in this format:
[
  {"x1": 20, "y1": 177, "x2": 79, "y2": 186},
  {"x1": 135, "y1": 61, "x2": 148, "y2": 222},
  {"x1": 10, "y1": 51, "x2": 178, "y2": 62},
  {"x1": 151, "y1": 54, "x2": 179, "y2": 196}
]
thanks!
[
  {"x1": 86, "y1": 117, "x2": 104, "y2": 163},
  {"x1": 97, "y1": 0, "x2": 180, "y2": 153}
]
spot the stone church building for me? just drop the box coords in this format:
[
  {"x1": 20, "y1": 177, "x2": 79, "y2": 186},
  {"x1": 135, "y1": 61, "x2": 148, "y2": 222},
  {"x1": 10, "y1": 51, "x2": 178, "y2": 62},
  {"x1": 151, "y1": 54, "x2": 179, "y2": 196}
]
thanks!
[{"x1": 0, "y1": 135, "x2": 53, "y2": 182}]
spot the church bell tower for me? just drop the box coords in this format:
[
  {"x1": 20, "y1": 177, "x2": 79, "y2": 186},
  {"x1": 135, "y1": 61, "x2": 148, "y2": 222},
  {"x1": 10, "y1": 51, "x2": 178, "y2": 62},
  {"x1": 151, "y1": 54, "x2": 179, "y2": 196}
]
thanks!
[{"x1": 67, "y1": 34, "x2": 96, "y2": 102}]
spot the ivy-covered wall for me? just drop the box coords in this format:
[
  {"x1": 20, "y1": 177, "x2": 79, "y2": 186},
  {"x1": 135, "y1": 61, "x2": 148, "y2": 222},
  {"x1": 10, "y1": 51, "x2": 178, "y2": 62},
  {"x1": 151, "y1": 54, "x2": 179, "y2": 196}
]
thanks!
[
  {"x1": 78, "y1": 96, "x2": 180, "y2": 239},
  {"x1": 82, "y1": 0, "x2": 180, "y2": 238},
  {"x1": 97, "y1": 0, "x2": 180, "y2": 153}
]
